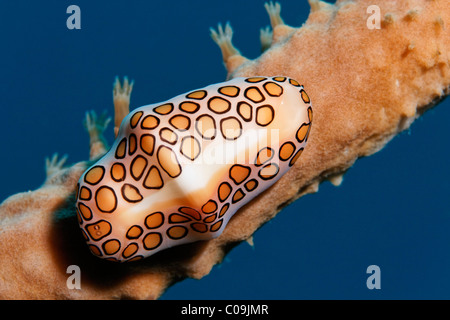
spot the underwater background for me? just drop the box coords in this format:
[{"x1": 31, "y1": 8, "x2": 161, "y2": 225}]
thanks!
[{"x1": 1, "y1": 0, "x2": 449, "y2": 299}]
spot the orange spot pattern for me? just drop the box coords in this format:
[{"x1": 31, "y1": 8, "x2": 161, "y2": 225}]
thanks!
[{"x1": 76, "y1": 76, "x2": 312, "y2": 262}]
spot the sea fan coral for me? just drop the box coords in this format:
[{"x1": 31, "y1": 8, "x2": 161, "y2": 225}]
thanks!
[{"x1": 0, "y1": 0, "x2": 448, "y2": 299}]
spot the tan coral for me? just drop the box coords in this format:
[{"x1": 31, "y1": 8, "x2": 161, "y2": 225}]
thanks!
[{"x1": 0, "y1": 0, "x2": 448, "y2": 299}]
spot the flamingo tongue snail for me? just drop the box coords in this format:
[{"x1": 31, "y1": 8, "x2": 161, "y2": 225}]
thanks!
[{"x1": 75, "y1": 76, "x2": 312, "y2": 262}]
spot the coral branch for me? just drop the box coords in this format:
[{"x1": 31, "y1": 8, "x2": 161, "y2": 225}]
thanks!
[{"x1": 0, "y1": 0, "x2": 448, "y2": 299}]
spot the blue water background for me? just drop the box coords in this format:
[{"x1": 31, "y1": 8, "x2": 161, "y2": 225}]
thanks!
[{"x1": 0, "y1": 1, "x2": 449, "y2": 299}]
